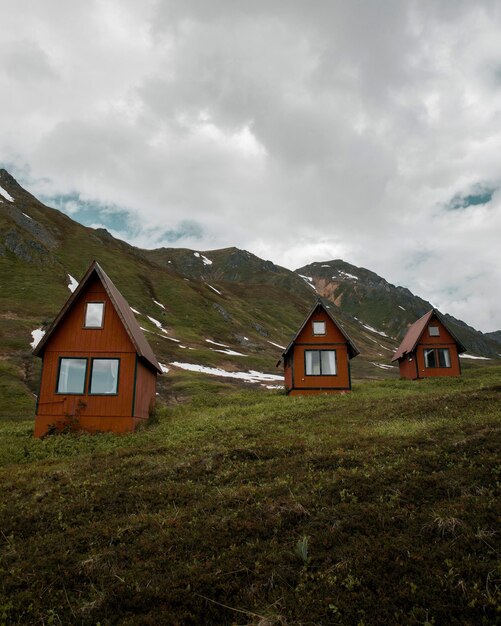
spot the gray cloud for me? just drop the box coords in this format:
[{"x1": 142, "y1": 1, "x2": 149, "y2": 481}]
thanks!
[{"x1": 2, "y1": 0, "x2": 501, "y2": 331}]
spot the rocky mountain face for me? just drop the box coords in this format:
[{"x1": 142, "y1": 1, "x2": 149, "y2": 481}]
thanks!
[
  {"x1": 1, "y1": 169, "x2": 500, "y2": 417},
  {"x1": 296, "y1": 260, "x2": 501, "y2": 357}
]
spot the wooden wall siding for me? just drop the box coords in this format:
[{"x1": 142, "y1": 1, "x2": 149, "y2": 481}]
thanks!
[
  {"x1": 35, "y1": 351, "x2": 137, "y2": 437},
  {"x1": 35, "y1": 274, "x2": 147, "y2": 437},
  {"x1": 415, "y1": 344, "x2": 460, "y2": 378},
  {"x1": 134, "y1": 360, "x2": 157, "y2": 419},
  {"x1": 34, "y1": 414, "x2": 140, "y2": 437},
  {"x1": 288, "y1": 308, "x2": 352, "y2": 394},
  {"x1": 398, "y1": 317, "x2": 461, "y2": 379},
  {"x1": 47, "y1": 276, "x2": 133, "y2": 353},
  {"x1": 284, "y1": 357, "x2": 293, "y2": 390},
  {"x1": 291, "y1": 344, "x2": 350, "y2": 391},
  {"x1": 295, "y1": 308, "x2": 347, "y2": 345},
  {"x1": 398, "y1": 355, "x2": 418, "y2": 380}
]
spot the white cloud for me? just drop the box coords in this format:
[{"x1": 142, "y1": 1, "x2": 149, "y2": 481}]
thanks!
[{"x1": 2, "y1": 0, "x2": 501, "y2": 330}]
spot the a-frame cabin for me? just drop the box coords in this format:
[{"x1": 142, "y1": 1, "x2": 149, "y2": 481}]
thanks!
[
  {"x1": 392, "y1": 309, "x2": 465, "y2": 379},
  {"x1": 33, "y1": 261, "x2": 162, "y2": 437},
  {"x1": 279, "y1": 299, "x2": 359, "y2": 395}
]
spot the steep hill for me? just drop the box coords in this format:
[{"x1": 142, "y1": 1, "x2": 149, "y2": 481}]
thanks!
[
  {"x1": 296, "y1": 259, "x2": 501, "y2": 357},
  {"x1": 1, "y1": 169, "x2": 500, "y2": 418}
]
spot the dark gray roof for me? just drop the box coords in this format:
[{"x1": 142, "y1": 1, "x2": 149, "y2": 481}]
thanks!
[{"x1": 33, "y1": 261, "x2": 162, "y2": 373}]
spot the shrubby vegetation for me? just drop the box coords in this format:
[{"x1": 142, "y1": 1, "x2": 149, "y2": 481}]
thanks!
[{"x1": 1, "y1": 368, "x2": 500, "y2": 624}]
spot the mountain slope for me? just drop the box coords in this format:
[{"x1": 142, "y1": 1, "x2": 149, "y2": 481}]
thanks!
[
  {"x1": 1, "y1": 169, "x2": 500, "y2": 419},
  {"x1": 296, "y1": 259, "x2": 501, "y2": 357}
]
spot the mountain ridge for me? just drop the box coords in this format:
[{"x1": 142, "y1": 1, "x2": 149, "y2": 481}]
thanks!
[{"x1": 1, "y1": 169, "x2": 500, "y2": 417}]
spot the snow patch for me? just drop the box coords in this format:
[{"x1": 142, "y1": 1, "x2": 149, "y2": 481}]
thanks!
[
  {"x1": 30, "y1": 328, "x2": 45, "y2": 349},
  {"x1": 268, "y1": 340, "x2": 286, "y2": 350},
  {"x1": 170, "y1": 362, "x2": 284, "y2": 384},
  {"x1": 194, "y1": 252, "x2": 212, "y2": 265},
  {"x1": 153, "y1": 299, "x2": 165, "y2": 309},
  {"x1": 206, "y1": 339, "x2": 229, "y2": 348},
  {"x1": 206, "y1": 284, "x2": 222, "y2": 295},
  {"x1": 22, "y1": 212, "x2": 32, "y2": 220},
  {"x1": 398, "y1": 305, "x2": 406, "y2": 310},
  {"x1": 147, "y1": 315, "x2": 162, "y2": 329},
  {"x1": 159, "y1": 363, "x2": 170, "y2": 373},
  {"x1": 335, "y1": 271, "x2": 358, "y2": 281},
  {"x1": 211, "y1": 348, "x2": 248, "y2": 356},
  {"x1": 298, "y1": 275, "x2": 317, "y2": 291},
  {"x1": 140, "y1": 327, "x2": 180, "y2": 343},
  {"x1": 130, "y1": 307, "x2": 141, "y2": 315},
  {"x1": 360, "y1": 322, "x2": 388, "y2": 337},
  {"x1": 378, "y1": 343, "x2": 393, "y2": 352},
  {"x1": 0, "y1": 185, "x2": 14, "y2": 202},
  {"x1": 321, "y1": 264, "x2": 330, "y2": 268},
  {"x1": 371, "y1": 362, "x2": 396, "y2": 370},
  {"x1": 459, "y1": 354, "x2": 491, "y2": 360},
  {"x1": 67, "y1": 274, "x2": 79, "y2": 293},
  {"x1": 163, "y1": 336, "x2": 181, "y2": 343}
]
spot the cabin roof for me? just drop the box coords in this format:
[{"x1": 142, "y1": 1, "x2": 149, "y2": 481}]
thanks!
[
  {"x1": 281, "y1": 299, "x2": 359, "y2": 361},
  {"x1": 391, "y1": 309, "x2": 466, "y2": 362},
  {"x1": 33, "y1": 261, "x2": 162, "y2": 373}
]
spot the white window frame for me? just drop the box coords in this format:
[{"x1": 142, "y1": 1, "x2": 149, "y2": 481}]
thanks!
[
  {"x1": 428, "y1": 325, "x2": 440, "y2": 337},
  {"x1": 84, "y1": 302, "x2": 105, "y2": 328},
  {"x1": 312, "y1": 320, "x2": 326, "y2": 336},
  {"x1": 89, "y1": 358, "x2": 120, "y2": 395},
  {"x1": 56, "y1": 357, "x2": 87, "y2": 394}
]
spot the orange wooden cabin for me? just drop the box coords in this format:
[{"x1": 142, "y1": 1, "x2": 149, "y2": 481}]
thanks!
[
  {"x1": 33, "y1": 261, "x2": 162, "y2": 437},
  {"x1": 278, "y1": 300, "x2": 359, "y2": 395},
  {"x1": 392, "y1": 309, "x2": 465, "y2": 380}
]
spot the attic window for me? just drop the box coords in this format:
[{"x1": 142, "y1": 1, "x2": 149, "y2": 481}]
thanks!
[
  {"x1": 312, "y1": 321, "x2": 326, "y2": 335},
  {"x1": 84, "y1": 302, "x2": 104, "y2": 328},
  {"x1": 428, "y1": 325, "x2": 440, "y2": 337}
]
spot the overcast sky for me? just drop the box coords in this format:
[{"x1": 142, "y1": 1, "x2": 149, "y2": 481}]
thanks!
[{"x1": 2, "y1": 0, "x2": 501, "y2": 332}]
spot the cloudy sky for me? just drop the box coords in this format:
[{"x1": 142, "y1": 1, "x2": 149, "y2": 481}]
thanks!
[{"x1": 2, "y1": 0, "x2": 501, "y2": 331}]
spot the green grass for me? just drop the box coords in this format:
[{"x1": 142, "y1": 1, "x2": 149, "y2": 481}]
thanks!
[{"x1": 1, "y1": 369, "x2": 500, "y2": 625}]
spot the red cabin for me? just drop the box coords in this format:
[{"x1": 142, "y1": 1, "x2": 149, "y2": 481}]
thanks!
[
  {"x1": 392, "y1": 309, "x2": 465, "y2": 380},
  {"x1": 279, "y1": 300, "x2": 359, "y2": 395},
  {"x1": 33, "y1": 261, "x2": 162, "y2": 437}
]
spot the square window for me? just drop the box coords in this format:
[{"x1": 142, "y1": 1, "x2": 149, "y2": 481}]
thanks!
[
  {"x1": 57, "y1": 358, "x2": 87, "y2": 394},
  {"x1": 84, "y1": 302, "x2": 104, "y2": 328},
  {"x1": 428, "y1": 326, "x2": 440, "y2": 337},
  {"x1": 312, "y1": 321, "x2": 326, "y2": 335},
  {"x1": 89, "y1": 359, "x2": 119, "y2": 394},
  {"x1": 305, "y1": 350, "x2": 336, "y2": 375}
]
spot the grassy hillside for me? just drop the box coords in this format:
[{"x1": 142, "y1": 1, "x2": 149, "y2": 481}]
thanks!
[
  {"x1": 2, "y1": 168, "x2": 501, "y2": 419},
  {"x1": 0, "y1": 170, "x2": 312, "y2": 415},
  {"x1": 1, "y1": 368, "x2": 500, "y2": 625}
]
